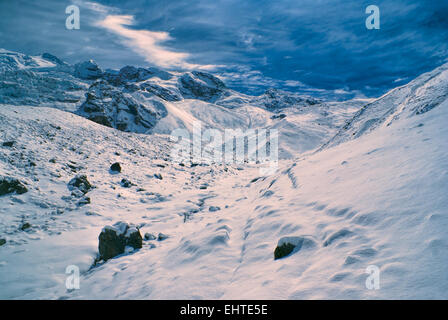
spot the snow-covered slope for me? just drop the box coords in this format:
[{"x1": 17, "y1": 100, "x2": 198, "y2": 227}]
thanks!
[
  {"x1": 322, "y1": 62, "x2": 448, "y2": 150},
  {"x1": 0, "y1": 49, "x2": 447, "y2": 300},
  {"x1": 0, "y1": 49, "x2": 358, "y2": 158}
]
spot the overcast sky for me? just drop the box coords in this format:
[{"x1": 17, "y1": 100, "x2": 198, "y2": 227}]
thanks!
[{"x1": 1, "y1": 0, "x2": 447, "y2": 99}]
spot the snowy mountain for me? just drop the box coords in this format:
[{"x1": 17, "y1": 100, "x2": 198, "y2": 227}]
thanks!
[
  {"x1": 321, "y1": 62, "x2": 448, "y2": 150},
  {"x1": 0, "y1": 49, "x2": 358, "y2": 157},
  {"x1": 0, "y1": 49, "x2": 447, "y2": 299}
]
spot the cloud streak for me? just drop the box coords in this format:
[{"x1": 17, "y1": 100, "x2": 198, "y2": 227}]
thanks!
[{"x1": 97, "y1": 14, "x2": 217, "y2": 70}]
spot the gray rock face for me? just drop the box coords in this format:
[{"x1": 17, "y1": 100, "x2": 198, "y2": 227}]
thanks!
[
  {"x1": 98, "y1": 221, "x2": 143, "y2": 261},
  {"x1": 0, "y1": 176, "x2": 28, "y2": 196},
  {"x1": 256, "y1": 88, "x2": 322, "y2": 111},
  {"x1": 178, "y1": 71, "x2": 227, "y2": 102},
  {"x1": 74, "y1": 60, "x2": 103, "y2": 80},
  {"x1": 140, "y1": 82, "x2": 182, "y2": 102},
  {"x1": 103, "y1": 66, "x2": 173, "y2": 86},
  {"x1": 77, "y1": 80, "x2": 161, "y2": 133}
]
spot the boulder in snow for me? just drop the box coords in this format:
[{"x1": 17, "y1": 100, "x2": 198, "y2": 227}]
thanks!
[
  {"x1": 98, "y1": 221, "x2": 143, "y2": 261},
  {"x1": 68, "y1": 174, "x2": 92, "y2": 195},
  {"x1": 110, "y1": 162, "x2": 122, "y2": 173},
  {"x1": 274, "y1": 236, "x2": 316, "y2": 260},
  {"x1": 0, "y1": 176, "x2": 28, "y2": 196}
]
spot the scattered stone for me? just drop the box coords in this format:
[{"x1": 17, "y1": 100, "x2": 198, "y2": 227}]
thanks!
[
  {"x1": 20, "y1": 222, "x2": 31, "y2": 231},
  {"x1": 274, "y1": 236, "x2": 317, "y2": 260},
  {"x1": 2, "y1": 141, "x2": 15, "y2": 147},
  {"x1": 0, "y1": 176, "x2": 28, "y2": 196},
  {"x1": 110, "y1": 162, "x2": 122, "y2": 173},
  {"x1": 271, "y1": 113, "x2": 286, "y2": 120},
  {"x1": 98, "y1": 221, "x2": 143, "y2": 261},
  {"x1": 68, "y1": 174, "x2": 92, "y2": 195},
  {"x1": 154, "y1": 173, "x2": 163, "y2": 180},
  {"x1": 120, "y1": 178, "x2": 134, "y2": 188},
  {"x1": 157, "y1": 233, "x2": 169, "y2": 241},
  {"x1": 144, "y1": 233, "x2": 157, "y2": 241}
]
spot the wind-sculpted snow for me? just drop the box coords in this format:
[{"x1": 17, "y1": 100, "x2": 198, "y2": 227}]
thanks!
[
  {"x1": 0, "y1": 50, "x2": 447, "y2": 299},
  {"x1": 321, "y1": 62, "x2": 448, "y2": 150}
]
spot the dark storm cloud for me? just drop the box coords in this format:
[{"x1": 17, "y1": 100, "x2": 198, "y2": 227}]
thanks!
[{"x1": 1, "y1": 0, "x2": 447, "y2": 99}]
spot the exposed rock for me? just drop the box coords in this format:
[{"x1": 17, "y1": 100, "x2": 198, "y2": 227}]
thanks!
[
  {"x1": 20, "y1": 222, "x2": 31, "y2": 231},
  {"x1": 274, "y1": 236, "x2": 317, "y2": 260},
  {"x1": 120, "y1": 178, "x2": 134, "y2": 188},
  {"x1": 178, "y1": 71, "x2": 226, "y2": 102},
  {"x1": 98, "y1": 221, "x2": 143, "y2": 261},
  {"x1": 110, "y1": 162, "x2": 122, "y2": 173},
  {"x1": 74, "y1": 60, "x2": 103, "y2": 80},
  {"x1": 0, "y1": 238, "x2": 6, "y2": 246},
  {"x1": 77, "y1": 80, "x2": 162, "y2": 133},
  {"x1": 209, "y1": 206, "x2": 221, "y2": 212},
  {"x1": 271, "y1": 113, "x2": 287, "y2": 120},
  {"x1": 153, "y1": 173, "x2": 163, "y2": 180},
  {"x1": 256, "y1": 88, "x2": 321, "y2": 111},
  {"x1": 68, "y1": 174, "x2": 92, "y2": 195},
  {"x1": 157, "y1": 233, "x2": 169, "y2": 241},
  {"x1": 2, "y1": 141, "x2": 15, "y2": 147},
  {"x1": 41, "y1": 53, "x2": 65, "y2": 65},
  {"x1": 0, "y1": 176, "x2": 28, "y2": 196},
  {"x1": 144, "y1": 232, "x2": 157, "y2": 241},
  {"x1": 140, "y1": 82, "x2": 182, "y2": 102}
]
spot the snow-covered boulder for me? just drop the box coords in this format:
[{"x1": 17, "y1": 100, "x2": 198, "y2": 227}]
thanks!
[
  {"x1": 0, "y1": 176, "x2": 28, "y2": 196},
  {"x1": 67, "y1": 174, "x2": 92, "y2": 195},
  {"x1": 274, "y1": 236, "x2": 317, "y2": 260},
  {"x1": 74, "y1": 60, "x2": 103, "y2": 80},
  {"x1": 178, "y1": 71, "x2": 227, "y2": 102},
  {"x1": 98, "y1": 221, "x2": 143, "y2": 261}
]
